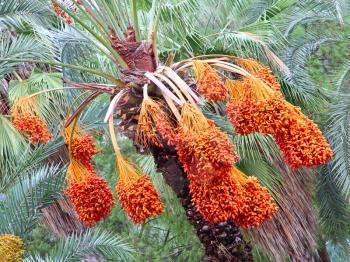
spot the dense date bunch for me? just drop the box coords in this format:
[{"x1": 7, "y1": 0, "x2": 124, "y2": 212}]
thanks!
[
  {"x1": 188, "y1": 173, "x2": 243, "y2": 223},
  {"x1": 226, "y1": 75, "x2": 333, "y2": 168},
  {"x1": 227, "y1": 78, "x2": 292, "y2": 135},
  {"x1": 233, "y1": 177, "x2": 278, "y2": 228},
  {"x1": 116, "y1": 176, "x2": 164, "y2": 224},
  {"x1": 176, "y1": 120, "x2": 238, "y2": 179},
  {"x1": 136, "y1": 98, "x2": 177, "y2": 148},
  {"x1": 0, "y1": 234, "x2": 24, "y2": 262},
  {"x1": 13, "y1": 113, "x2": 52, "y2": 144},
  {"x1": 70, "y1": 132, "x2": 101, "y2": 171},
  {"x1": 227, "y1": 95, "x2": 262, "y2": 135},
  {"x1": 193, "y1": 60, "x2": 228, "y2": 102},
  {"x1": 65, "y1": 173, "x2": 115, "y2": 227},
  {"x1": 275, "y1": 117, "x2": 333, "y2": 168}
]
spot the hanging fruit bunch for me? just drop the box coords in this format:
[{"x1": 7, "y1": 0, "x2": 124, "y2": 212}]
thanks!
[
  {"x1": 63, "y1": 124, "x2": 115, "y2": 227},
  {"x1": 226, "y1": 59, "x2": 333, "y2": 168},
  {"x1": 0, "y1": 234, "x2": 25, "y2": 262},
  {"x1": 11, "y1": 97, "x2": 52, "y2": 144},
  {"x1": 63, "y1": 125, "x2": 101, "y2": 172},
  {"x1": 192, "y1": 60, "x2": 228, "y2": 102},
  {"x1": 109, "y1": 111, "x2": 165, "y2": 224}
]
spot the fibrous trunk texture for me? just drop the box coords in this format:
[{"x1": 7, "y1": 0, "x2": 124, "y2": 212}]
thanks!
[
  {"x1": 246, "y1": 161, "x2": 317, "y2": 261},
  {"x1": 41, "y1": 197, "x2": 86, "y2": 237},
  {"x1": 149, "y1": 146, "x2": 253, "y2": 262}
]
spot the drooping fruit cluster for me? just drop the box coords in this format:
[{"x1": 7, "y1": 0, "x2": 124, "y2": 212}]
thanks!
[
  {"x1": 232, "y1": 175, "x2": 278, "y2": 228},
  {"x1": 236, "y1": 58, "x2": 282, "y2": 93},
  {"x1": 226, "y1": 65, "x2": 333, "y2": 168},
  {"x1": 177, "y1": 121, "x2": 238, "y2": 179},
  {"x1": 188, "y1": 172, "x2": 243, "y2": 223},
  {"x1": 115, "y1": 155, "x2": 165, "y2": 224},
  {"x1": 63, "y1": 126, "x2": 101, "y2": 172},
  {"x1": 275, "y1": 114, "x2": 333, "y2": 168},
  {"x1": 64, "y1": 125, "x2": 114, "y2": 227},
  {"x1": 193, "y1": 60, "x2": 228, "y2": 102},
  {"x1": 13, "y1": 113, "x2": 53, "y2": 144},
  {"x1": 0, "y1": 234, "x2": 25, "y2": 262},
  {"x1": 176, "y1": 103, "x2": 238, "y2": 180},
  {"x1": 227, "y1": 87, "x2": 294, "y2": 136},
  {"x1": 117, "y1": 175, "x2": 165, "y2": 224},
  {"x1": 255, "y1": 67, "x2": 281, "y2": 93},
  {"x1": 185, "y1": 166, "x2": 277, "y2": 227},
  {"x1": 136, "y1": 97, "x2": 177, "y2": 148},
  {"x1": 70, "y1": 132, "x2": 101, "y2": 171},
  {"x1": 65, "y1": 172, "x2": 115, "y2": 227},
  {"x1": 171, "y1": 103, "x2": 276, "y2": 226}
]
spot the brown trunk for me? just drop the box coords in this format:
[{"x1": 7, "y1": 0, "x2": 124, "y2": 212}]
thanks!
[
  {"x1": 246, "y1": 161, "x2": 317, "y2": 262},
  {"x1": 149, "y1": 146, "x2": 253, "y2": 262},
  {"x1": 41, "y1": 197, "x2": 86, "y2": 237},
  {"x1": 111, "y1": 27, "x2": 156, "y2": 72}
]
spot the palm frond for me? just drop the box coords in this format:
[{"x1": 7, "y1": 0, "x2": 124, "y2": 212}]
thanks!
[
  {"x1": 316, "y1": 166, "x2": 350, "y2": 246},
  {"x1": 0, "y1": 33, "x2": 53, "y2": 78},
  {"x1": 0, "y1": 115, "x2": 25, "y2": 158},
  {"x1": 0, "y1": 0, "x2": 50, "y2": 30},
  {"x1": 26, "y1": 227, "x2": 135, "y2": 261},
  {"x1": 0, "y1": 164, "x2": 65, "y2": 236},
  {"x1": 334, "y1": 60, "x2": 350, "y2": 93},
  {"x1": 325, "y1": 94, "x2": 350, "y2": 197},
  {"x1": 0, "y1": 140, "x2": 66, "y2": 190}
]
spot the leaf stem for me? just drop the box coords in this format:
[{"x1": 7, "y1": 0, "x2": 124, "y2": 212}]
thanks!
[
  {"x1": 131, "y1": 0, "x2": 141, "y2": 41},
  {"x1": 0, "y1": 58, "x2": 123, "y2": 86},
  {"x1": 52, "y1": 0, "x2": 128, "y2": 68}
]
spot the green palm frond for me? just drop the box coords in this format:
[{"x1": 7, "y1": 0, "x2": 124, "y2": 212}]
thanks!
[
  {"x1": 325, "y1": 94, "x2": 350, "y2": 197},
  {"x1": 0, "y1": 164, "x2": 65, "y2": 236},
  {"x1": 0, "y1": 0, "x2": 50, "y2": 30},
  {"x1": 0, "y1": 140, "x2": 66, "y2": 190},
  {"x1": 0, "y1": 34, "x2": 53, "y2": 78},
  {"x1": 25, "y1": 227, "x2": 135, "y2": 261},
  {"x1": 276, "y1": 0, "x2": 336, "y2": 37},
  {"x1": 331, "y1": 0, "x2": 350, "y2": 24},
  {"x1": 280, "y1": 34, "x2": 340, "y2": 108},
  {"x1": 316, "y1": 166, "x2": 350, "y2": 246},
  {"x1": 335, "y1": 60, "x2": 350, "y2": 93},
  {"x1": 0, "y1": 115, "x2": 25, "y2": 158}
]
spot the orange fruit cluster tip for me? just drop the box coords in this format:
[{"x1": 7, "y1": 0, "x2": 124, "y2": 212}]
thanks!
[
  {"x1": 116, "y1": 176, "x2": 164, "y2": 224},
  {"x1": 65, "y1": 173, "x2": 115, "y2": 227},
  {"x1": 13, "y1": 113, "x2": 52, "y2": 144}
]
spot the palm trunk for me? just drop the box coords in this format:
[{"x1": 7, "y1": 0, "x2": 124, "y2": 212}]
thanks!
[
  {"x1": 246, "y1": 161, "x2": 317, "y2": 262},
  {"x1": 150, "y1": 146, "x2": 253, "y2": 261}
]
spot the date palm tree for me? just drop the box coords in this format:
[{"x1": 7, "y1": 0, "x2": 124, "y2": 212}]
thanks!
[{"x1": 0, "y1": 0, "x2": 348, "y2": 261}]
